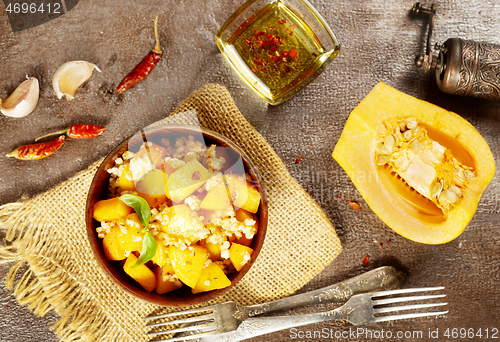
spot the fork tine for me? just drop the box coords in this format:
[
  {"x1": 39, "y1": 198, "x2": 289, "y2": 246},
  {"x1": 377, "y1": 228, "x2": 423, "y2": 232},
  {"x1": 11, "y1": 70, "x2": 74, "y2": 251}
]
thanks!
[
  {"x1": 370, "y1": 286, "x2": 445, "y2": 298},
  {"x1": 150, "y1": 330, "x2": 217, "y2": 342},
  {"x1": 145, "y1": 307, "x2": 213, "y2": 321},
  {"x1": 373, "y1": 309, "x2": 449, "y2": 323},
  {"x1": 148, "y1": 321, "x2": 217, "y2": 338},
  {"x1": 374, "y1": 294, "x2": 445, "y2": 306},
  {"x1": 146, "y1": 312, "x2": 216, "y2": 329},
  {"x1": 375, "y1": 302, "x2": 447, "y2": 314}
]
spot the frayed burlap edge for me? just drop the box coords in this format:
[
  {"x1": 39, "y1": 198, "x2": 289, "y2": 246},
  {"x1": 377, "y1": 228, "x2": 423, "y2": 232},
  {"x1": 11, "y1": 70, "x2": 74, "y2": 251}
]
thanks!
[{"x1": 0, "y1": 162, "x2": 135, "y2": 342}]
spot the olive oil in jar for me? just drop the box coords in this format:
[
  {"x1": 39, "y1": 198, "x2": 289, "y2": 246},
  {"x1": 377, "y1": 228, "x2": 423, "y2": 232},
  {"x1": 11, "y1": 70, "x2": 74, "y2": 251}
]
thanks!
[{"x1": 222, "y1": 0, "x2": 332, "y2": 103}]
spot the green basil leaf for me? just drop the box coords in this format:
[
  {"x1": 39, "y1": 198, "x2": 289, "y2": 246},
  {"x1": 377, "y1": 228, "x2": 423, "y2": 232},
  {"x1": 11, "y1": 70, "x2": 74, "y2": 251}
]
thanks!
[
  {"x1": 119, "y1": 194, "x2": 151, "y2": 228},
  {"x1": 132, "y1": 232, "x2": 157, "y2": 268}
]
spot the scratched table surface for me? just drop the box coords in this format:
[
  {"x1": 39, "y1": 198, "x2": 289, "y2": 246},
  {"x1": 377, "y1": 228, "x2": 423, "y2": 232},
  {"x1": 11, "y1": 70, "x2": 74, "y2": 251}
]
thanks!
[{"x1": 0, "y1": 0, "x2": 499, "y2": 341}]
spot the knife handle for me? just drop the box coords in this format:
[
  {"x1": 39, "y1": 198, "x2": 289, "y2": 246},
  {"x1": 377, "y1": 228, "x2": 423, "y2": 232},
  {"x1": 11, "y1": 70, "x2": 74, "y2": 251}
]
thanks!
[{"x1": 245, "y1": 266, "x2": 405, "y2": 316}]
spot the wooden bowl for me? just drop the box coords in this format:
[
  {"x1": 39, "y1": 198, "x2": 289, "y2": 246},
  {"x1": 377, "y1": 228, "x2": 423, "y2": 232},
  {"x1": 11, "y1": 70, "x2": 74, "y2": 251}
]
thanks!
[{"x1": 85, "y1": 126, "x2": 267, "y2": 307}]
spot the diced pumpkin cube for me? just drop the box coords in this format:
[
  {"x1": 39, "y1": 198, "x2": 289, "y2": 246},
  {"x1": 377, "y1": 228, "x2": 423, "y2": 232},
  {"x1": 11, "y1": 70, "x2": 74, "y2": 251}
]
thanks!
[
  {"x1": 93, "y1": 198, "x2": 133, "y2": 222},
  {"x1": 136, "y1": 169, "x2": 168, "y2": 208},
  {"x1": 168, "y1": 245, "x2": 209, "y2": 288},
  {"x1": 229, "y1": 243, "x2": 253, "y2": 271},
  {"x1": 205, "y1": 241, "x2": 222, "y2": 261},
  {"x1": 134, "y1": 142, "x2": 168, "y2": 169},
  {"x1": 226, "y1": 175, "x2": 261, "y2": 213},
  {"x1": 151, "y1": 237, "x2": 168, "y2": 266},
  {"x1": 118, "y1": 164, "x2": 136, "y2": 192},
  {"x1": 234, "y1": 209, "x2": 257, "y2": 247},
  {"x1": 102, "y1": 228, "x2": 126, "y2": 261},
  {"x1": 192, "y1": 263, "x2": 231, "y2": 294},
  {"x1": 154, "y1": 266, "x2": 182, "y2": 295},
  {"x1": 200, "y1": 175, "x2": 235, "y2": 211},
  {"x1": 115, "y1": 214, "x2": 144, "y2": 252},
  {"x1": 123, "y1": 254, "x2": 156, "y2": 292},
  {"x1": 162, "y1": 205, "x2": 207, "y2": 243},
  {"x1": 167, "y1": 159, "x2": 211, "y2": 203}
]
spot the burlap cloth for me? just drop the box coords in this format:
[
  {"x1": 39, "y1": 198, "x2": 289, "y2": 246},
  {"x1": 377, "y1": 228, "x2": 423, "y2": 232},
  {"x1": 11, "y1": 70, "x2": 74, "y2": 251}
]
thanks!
[{"x1": 0, "y1": 84, "x2": 342, "y2": 342}]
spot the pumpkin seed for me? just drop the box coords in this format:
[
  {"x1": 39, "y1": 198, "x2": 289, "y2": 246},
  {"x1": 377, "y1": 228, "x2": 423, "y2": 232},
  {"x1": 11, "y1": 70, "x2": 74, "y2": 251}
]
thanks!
[
  {"x1": 465, "y1": 170, "x2": 476, "y2": 179},
  {"x1": 430, "y1": 179, "x2": 443, "y2": 198},
  {"x1": 384, "y1": 134, "x2": 396, "y2": 152},
  {"x1": 377, "y1": 155, "x2": 390, "y2": 165},
  {"x1": 409, "y1": 139, "x2": 420, "y2": 153},
  {"x1": 377, "y1": 142, "x2": 390, "y2": 155},
  {"x1": 406, "y1": 120, "x2": 418, "y2": 130},
  {"x1": 438, "y1": 191, "x2": 447, "y2": 204},
  {"x1": 449, "y1": 185, "x2": 462, "y2": 198},
  {"x1": 445, "y1": 189, "x2": 459, "y2": 203},
  {"x1": 403, "y1": 130, "x2": 412, "y2": 140}
]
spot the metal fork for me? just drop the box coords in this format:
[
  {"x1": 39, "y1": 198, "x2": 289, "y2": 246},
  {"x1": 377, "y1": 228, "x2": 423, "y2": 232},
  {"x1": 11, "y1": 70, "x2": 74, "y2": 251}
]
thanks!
[
  {"x1": 148, "y1": 286, "x2": 446, "y2": 342},
  {"x1": 145, "y1": 266, "x2": 405, "y2": 340}
]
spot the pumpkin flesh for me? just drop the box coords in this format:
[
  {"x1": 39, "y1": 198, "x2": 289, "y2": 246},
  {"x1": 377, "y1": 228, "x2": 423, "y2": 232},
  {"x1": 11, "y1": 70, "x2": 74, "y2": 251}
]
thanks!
[{"x1": 332, "y1": 82, "x2": 495, "y2": 244}]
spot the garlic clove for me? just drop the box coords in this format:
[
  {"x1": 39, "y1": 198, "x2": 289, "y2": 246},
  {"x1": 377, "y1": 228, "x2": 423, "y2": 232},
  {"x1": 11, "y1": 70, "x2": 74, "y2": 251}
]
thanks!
[
  {"x1": 52, "y1": 61, "x2": 101, "y2": 100},
  {"x1": 0, "y1": 77, "x2": 39, "y2": 118}
]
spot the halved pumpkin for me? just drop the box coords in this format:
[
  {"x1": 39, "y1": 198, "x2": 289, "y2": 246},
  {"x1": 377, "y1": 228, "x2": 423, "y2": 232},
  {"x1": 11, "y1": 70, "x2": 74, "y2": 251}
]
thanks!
[{"x1": 332, "y1": 82, "x2": 495, "y2": 244}]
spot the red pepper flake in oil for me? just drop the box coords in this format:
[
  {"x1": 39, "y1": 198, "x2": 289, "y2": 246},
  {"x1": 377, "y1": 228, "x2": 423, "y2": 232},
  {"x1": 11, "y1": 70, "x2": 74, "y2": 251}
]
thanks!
[
  {"x1": 116, "y1": 16, "x2": 162, "y2": 93},
  {"x1": 284, "y1": 65, "x2": 292, "y2": 73},
  {"x1": 192, "y1": 171, "x2": 201, "y2": 180},
  {"x1": 289, "y1": 24, "x2": 295, "y2": 30},
  {"x1": 6, "y1": 135, "x2": 66, "y2": 160},
  {"x1": 289, "y1": 49, "x2": 298, "y2": 58},
  {"x1": 279, "y1": 19, "x2": 286, "y2": 25},
  {"x1": 362, "y1": 256, "x2": 369, "y2": 267},
  {"x1": 312, "y1": 53, "x2": 318, "y2": 57},
  {"x1": 349, "y1": 200, "x2": 361, "y2": 210},
  {"x1": 295, "y1": 155, "x2": 302, "y2": 163},
  {"x1": 270, "y1": 45, "x2": 277, "y2": 52},
  {"x1": 261, "y1": 67, "x2": 267, "y2": 73},
  {"x1": 251, "y1": 68, "x2": 259, "y2": 72}
]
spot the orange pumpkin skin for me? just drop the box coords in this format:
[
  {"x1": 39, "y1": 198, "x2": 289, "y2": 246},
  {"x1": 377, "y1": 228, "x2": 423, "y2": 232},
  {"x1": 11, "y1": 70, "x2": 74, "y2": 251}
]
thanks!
[{"x1": 332, "y1": 82, "x2": 495, "y2": 244}]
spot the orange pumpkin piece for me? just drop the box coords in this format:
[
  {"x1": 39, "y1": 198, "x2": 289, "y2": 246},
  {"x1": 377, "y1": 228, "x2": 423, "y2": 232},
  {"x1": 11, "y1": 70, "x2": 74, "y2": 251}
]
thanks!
[
  {"x1": 234, "y1": 209, "x2": 257, "y2": 247},
  {"x1": 192, "y1": 262, "x2": 231, "y2": 294},
  {"x1": 226, "y1": 175, "x2": 261, "y2": 213},
  {"x1": 118, "y1": 164, "x2": 136, "y2": 192},
  {"x1": 151, "y1": 236, "x2": 169, "y2": 266},
  {"x1": 332, "y1": 82, "x2": 495, "y2": 244},
  {"x1": 102, "y1": 228, "x2": 126, "y2": 261},
  {"x1": 123, "y1": 254, "x2": 156, "y2": 292},
  {"x1": 134, "y1": 142, "x2": 168, "y2": 169},
  {"x1": 93, "y1": 198, "x2": 133, "y2": 222},
  {"x1": 115, "y1": 214, "x2": 145, "y2": 252},
  {"x1": 154, "y1": 265, "x2": 182, "y2": 295},
  {"x1": 168, "y1": 245, "x2": 209, "y2": 288},
  {"x1": 229, "y1": 243, "x2": 253, "y2": 271}
]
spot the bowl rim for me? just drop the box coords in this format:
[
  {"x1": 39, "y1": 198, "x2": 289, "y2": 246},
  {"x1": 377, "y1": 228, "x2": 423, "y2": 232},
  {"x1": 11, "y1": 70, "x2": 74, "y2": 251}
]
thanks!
[{"x1": 85, "y1": 125, "x2": 268, "y2": 307}]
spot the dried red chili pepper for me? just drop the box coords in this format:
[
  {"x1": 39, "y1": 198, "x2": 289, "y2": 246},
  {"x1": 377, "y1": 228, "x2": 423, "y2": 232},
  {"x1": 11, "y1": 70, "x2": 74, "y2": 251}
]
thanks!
[
  {"x1": 35, "y1": 124, "x2": 105, "y2": 141},
  {"x1": 6, "y1": 135, "x2": 66, "y2": 160},
  {"x1": 116, "y1": 15, "x2": 162, "y2": 93}
]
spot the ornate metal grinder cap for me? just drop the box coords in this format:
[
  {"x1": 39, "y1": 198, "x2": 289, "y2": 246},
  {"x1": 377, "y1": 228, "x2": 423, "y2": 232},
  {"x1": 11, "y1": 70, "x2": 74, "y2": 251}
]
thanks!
[{"x1": 412, "y1": 2, "x2": 500, "y2": 101}]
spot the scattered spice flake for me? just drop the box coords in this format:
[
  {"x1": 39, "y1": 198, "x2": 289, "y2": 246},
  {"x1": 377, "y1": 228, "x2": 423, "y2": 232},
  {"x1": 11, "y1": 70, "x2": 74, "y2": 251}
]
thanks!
[
  {"x1": 335, "y1": 195, "x2": 342, "y2": 200},
  {"x1": 349, "y1": 200, "x2": 361, "y2": 210},
  {"x1": 363, "y1": 256, "x2": 369, "y2": 267},
  {"x1": 312, "y1": 145, "x2": 315, "y2": 149},
  {"x1": 295, "y1": 155, "x2": 302, "y2": 163},
  {"x1": 306, "y1": 190, "x2": 311, "y2": 195},
  {"x1": 192, "y1": 171, "x2": 201, "y2": 180},
  {"x1": 386, "y1": 239, "x2": 391, "y2": 244},
  {"x1": 379, "y1": 242, "x2": 383, "y2": 247}
]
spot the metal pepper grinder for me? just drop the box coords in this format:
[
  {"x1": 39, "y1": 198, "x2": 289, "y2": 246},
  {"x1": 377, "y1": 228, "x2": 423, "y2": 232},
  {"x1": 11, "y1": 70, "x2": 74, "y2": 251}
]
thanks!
[{"x1": 412, "y1": 2, "x2": 500, "y2": 100}]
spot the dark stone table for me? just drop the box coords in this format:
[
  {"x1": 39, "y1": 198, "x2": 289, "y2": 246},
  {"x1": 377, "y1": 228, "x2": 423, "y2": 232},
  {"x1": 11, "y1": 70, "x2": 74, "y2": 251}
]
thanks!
[{"x1": 1, "y1": 0, "x2": 499, "y2": 341}]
